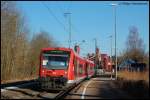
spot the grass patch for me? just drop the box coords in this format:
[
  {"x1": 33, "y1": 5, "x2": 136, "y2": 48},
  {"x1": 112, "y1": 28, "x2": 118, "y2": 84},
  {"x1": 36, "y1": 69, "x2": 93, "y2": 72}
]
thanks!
[
  {"x1": 115, "y1": 70, "x2": 149, "y2": 98},
  {"x1": 118, "y1": 70, "x2": 149, "y2": 84},
  {"x1": 1, "y1": 76, "x2": 38, "y2": 84}
]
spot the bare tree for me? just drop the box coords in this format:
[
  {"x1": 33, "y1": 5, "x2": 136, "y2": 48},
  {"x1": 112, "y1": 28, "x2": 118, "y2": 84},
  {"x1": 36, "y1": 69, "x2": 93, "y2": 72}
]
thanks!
[
  {"x1": 1, "y1": 1, "x2": 19, "y2": 80},
  {"x1": 28, "y1": 31, "x2": 56, "y2": 76},
  {"x1": 125, "y1": 26, "x2": 146, "y2": 62},
  {"x1": 1, "y1": 1, "x2": 30, "y2": 80},
  {"x1": 1, "y1": 1, "x2": 57, "y2": 82}
]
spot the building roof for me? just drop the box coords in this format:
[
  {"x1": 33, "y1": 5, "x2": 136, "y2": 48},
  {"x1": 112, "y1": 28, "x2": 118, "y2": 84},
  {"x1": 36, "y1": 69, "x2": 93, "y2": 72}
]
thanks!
[{"x1": 119, "y1": 59, "x2": 135, "y2": 68}]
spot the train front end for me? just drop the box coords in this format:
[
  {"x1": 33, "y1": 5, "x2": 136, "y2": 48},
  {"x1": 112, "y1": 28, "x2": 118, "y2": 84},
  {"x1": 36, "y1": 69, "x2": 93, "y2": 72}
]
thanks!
[{"x1": 39, "y1": 48, "x2": 71, "y2": 90}]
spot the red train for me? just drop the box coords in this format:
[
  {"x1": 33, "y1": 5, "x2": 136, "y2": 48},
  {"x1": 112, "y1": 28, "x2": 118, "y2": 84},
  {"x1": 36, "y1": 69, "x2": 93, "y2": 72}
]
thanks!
[{"x1": 38, "y1": 47, "x2": 95, "y2": 89}]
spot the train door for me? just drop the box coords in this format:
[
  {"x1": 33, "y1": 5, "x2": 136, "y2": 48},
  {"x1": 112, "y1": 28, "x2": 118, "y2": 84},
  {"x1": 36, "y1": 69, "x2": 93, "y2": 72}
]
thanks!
[
  {"x1": 74, "y1": 57, "x2": 77, "y2": 79},
  {"x1": 79, "y1": 62, "x2": 83, "y2": 77},
  {"x1": 74, "y1": 57, "x2": 79, "y2": 80},
  {"x1": 85, "y1": 63, "x2": 88, "y2": 77}
]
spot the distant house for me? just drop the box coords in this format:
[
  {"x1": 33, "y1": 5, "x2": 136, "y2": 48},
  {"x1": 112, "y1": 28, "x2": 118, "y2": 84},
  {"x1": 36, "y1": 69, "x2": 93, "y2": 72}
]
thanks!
[{"x1": 119, "y1": 59, "x2": 146, "y2": 72}]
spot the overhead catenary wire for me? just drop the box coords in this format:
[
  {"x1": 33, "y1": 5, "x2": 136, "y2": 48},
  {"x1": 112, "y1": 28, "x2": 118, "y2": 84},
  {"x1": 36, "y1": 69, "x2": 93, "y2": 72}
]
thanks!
[
  {"x1": 57, "y1": 2, "x2": 95, "y2": 49},
  {"x1": 57, "y1": 3, "x2": 81, "y2": 35},
  {"x1": 41, "y1": 1, "x2": 68, "y2": 32}
]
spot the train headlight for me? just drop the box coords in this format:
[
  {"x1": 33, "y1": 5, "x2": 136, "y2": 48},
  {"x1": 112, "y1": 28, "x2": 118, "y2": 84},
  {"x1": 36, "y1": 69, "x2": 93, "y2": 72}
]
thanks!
[
  {"x1": 53, "y1": 72, "x2": 56, "y2": 74},
  {"x1": 41, "y1": 69, "x2": 45, "y2": 75},
  {"x1": 65, "y1": 71, "x2": 67, "y2": 74},
  {"x1": 64, "y1": 71, "x2": 68, "y2": 77}
]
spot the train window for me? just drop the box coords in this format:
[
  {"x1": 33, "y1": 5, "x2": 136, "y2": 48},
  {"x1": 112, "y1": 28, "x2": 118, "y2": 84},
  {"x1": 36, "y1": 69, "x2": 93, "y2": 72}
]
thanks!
[
  {"x1": 77, "y1": 60, "x2": 79, "y2": 76},
  {"x1": 43, "y1": 59, "x2": 48, "y2": 66},
  {"x1": 85, "y1": 63, "x2": 88, "y2": 75},
  {"x1": 79, "y1": 64, "x2": 83, "y2": 74},
  {"x1": 83, "y1": 64, "x2": 85, "y2": 74},
  {"x1": 42, "y1": 53, "x2": 70, "y2": 69},
  {"x1": 91, "y1": 66, "x2": 93, "y2": 70},
  {"x1": 88, "y1": 65, "x2": 90, "y2": 72},
  {"x1": 74, "y1": 57, "x2": 78, "y2": 78}
]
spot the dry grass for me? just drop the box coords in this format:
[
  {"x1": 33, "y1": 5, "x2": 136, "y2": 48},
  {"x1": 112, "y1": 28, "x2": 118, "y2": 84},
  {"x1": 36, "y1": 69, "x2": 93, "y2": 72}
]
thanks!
[
  {"x1": 118, "y1": 70, "x2": 149, "y2": 83},
  {"x1": 1, "y1": 76, "x2": 38, "y2": 84},
  {"x1": 116, "y1": 70, "x2": 149, "y2": 98}
]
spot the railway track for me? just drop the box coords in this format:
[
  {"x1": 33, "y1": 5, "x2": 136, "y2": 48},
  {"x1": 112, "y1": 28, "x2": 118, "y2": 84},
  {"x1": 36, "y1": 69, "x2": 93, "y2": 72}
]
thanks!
[
  {"x1": 1, "y1": 75, "x2": 113, "y2": 99},
  {"x1": 1, "y1": 79, "x2": 38, "y2": 89},
  {"x1": 1, "y1": 79, "x2": 84, "y2": 99},
  {"x1": 1, "y1": 74, "x2": 114, "y2": 99}
]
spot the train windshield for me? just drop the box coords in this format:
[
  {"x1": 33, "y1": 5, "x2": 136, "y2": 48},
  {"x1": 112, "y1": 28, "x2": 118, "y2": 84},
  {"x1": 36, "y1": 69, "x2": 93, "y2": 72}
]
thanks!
[{"x1": 42, "y1": 50, "x2": 70, "y2": 69}]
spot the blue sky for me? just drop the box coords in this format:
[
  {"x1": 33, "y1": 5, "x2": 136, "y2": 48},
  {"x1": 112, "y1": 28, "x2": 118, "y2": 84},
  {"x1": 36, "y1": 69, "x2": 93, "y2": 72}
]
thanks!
[{"x1": 16, "y1": 1, "x2": 149, "y2": 57}]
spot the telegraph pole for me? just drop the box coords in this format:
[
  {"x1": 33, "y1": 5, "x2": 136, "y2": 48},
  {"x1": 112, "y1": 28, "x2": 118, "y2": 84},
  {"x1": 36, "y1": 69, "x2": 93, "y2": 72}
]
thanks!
[
  {"x1": 64, "y1": 12, "x2": 72, "y2": 48},
  {"x1": 114, "y1": 4, "x2": 117, "y2": 79},
  {"x1": 94, "y1": 38, "x2": 97, "y2": 62},
  {"x1": 94, "y1": 38, "x2": 98, "y2": 76},
  {"x1": 94, "y1": 38, "x2": 97, "y2": 52},
  {"x1": 111, "y1": 36, "x2": 112, "y2": 62},
  {"x1": 110, "y1": 3, "x2": 117, "y2": 79},
  {"x1": 109, "y1": 35, "x2": 113, "y2": 79},
  {"x1": 108, "y1": 35, "x2": 113, "y2": 60},
  {"x1": 110, "y1": 1, "x2": 148, "y2": 79}
]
